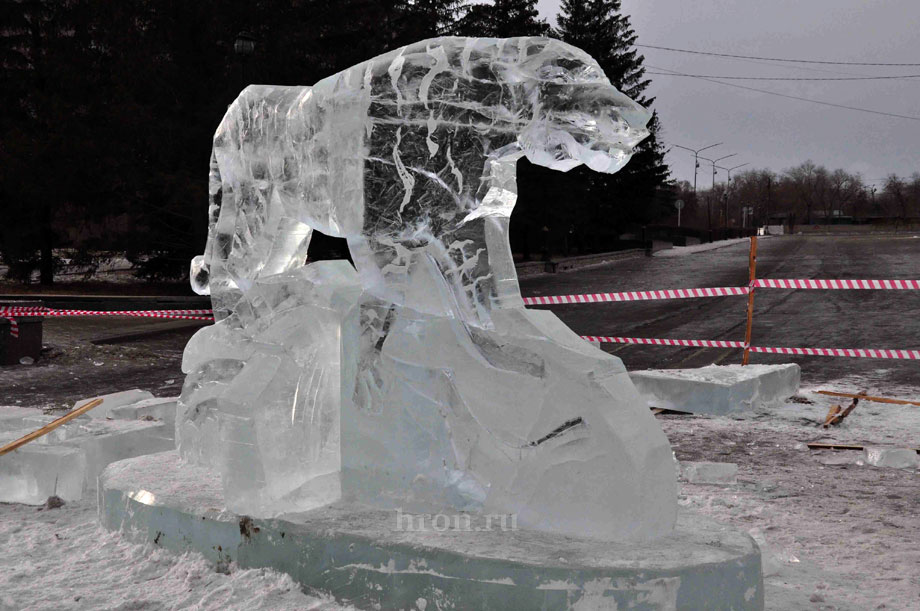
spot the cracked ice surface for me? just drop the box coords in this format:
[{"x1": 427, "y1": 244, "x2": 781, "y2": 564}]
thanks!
[{"x1": 178, "y1": 37, "x2": 677, "y2": 541}]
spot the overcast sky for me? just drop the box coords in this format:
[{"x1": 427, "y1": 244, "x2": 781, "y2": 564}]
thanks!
[{"x1": 536, "y1": 0, "x2": 920, "y2": 189}]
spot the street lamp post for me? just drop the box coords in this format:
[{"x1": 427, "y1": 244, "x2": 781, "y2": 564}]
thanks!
[
  {"x1": 672, "y1": 142, "x2": 722, "y2": 196},
  {"x1": 699, "y1": 154, "x2": 736, "y2": 231},
  {"x1": 716, "y1": 163, "x2": 749, "y2": 229}
]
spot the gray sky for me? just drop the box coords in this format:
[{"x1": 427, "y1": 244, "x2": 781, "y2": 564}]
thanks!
[{"x1": 537, "y1": 0, "x2": 920, "y2": 190}]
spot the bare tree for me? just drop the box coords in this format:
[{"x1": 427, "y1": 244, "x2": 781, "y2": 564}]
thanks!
[
  {"x1": 786, "y1": 161, "x2": 822, "y2": 224},
  {"x1": 828, "y1": 169, "x2": 862, "y2": 217},
  {"x1": 883, "y1": 174, "x2": 910, "y2": 220}
]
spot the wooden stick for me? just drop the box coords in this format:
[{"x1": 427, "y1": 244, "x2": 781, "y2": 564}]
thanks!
[
  {"x1": 817, "y1": 390, "x2": 920, "y2": 407},
  {"x1": 742, "y1": 236, "x2": 758, "y2": 366},
  {"x1": 821, "y1": 397, "x2": 859, "y2": 428},
  {"x1": 821, "y1": 404, "x2": 842, "y2": 428},
  {"x1": 649, "y1": 406, "x2": 693, "y2": 415},
  {"x1": 807, "y1": 442, "x2": 867, "y2": 451},
  {"x1": 807, "y1": 442, "x2": 920, "y2": 453},
  {"x1": 0, "y1": 398, "x2": 103, "y2": 456}
]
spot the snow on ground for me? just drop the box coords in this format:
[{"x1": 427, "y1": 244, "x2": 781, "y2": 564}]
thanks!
[
  {"x1": 0, "y1": 500, "x2": 349, "y2": 611},
  {"x1": 2, "y1": 382, "x2": 916, "y2": 610},
  {"x1": 2, "y1": 236, "x2": 918, "y2": 609},
  {"x1": 653, "y1": 236, "x2": 759, "y2": 258},
  {"x1": 661, "y1": 381, "x2": 920, "y2": 611}
]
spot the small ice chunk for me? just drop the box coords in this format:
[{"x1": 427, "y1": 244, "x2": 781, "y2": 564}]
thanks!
[
  {"x1": 681, "y1": 461, "x2": 738, "y2": 484},
  {"x1": 0, "y1": 440, "x2": 86, "y2": 504},
  {"x1": 816, "y1": 452, "x2": 857, "y2": 466},
  {"x1": 0, "y1": 406, "x2": 42, "y2": 433},
  {"x1": 19, "y1": 414, "x2": 88, "y2": 444},
  {"x1": 109, "y1": 397, "x2": 178, "y2": 428},
  {"x1": 10, "y1": 417, "x2": 175, "y2": 490},
  {"x1": 74, "y1": 389, "x2": 155, "y2": 419},
  {"x1": 863, "y1": 447, "x2": 919, "y2": 469},
  {"x1": 62, "y1": 420, "x2": 174, "y2": 490},
  {"x1": 630, "y1": 364, "x2": 800, "y2": 415}
]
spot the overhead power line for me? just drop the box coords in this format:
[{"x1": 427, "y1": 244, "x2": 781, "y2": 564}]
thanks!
[
  {"x1": 647, "y1": 71, "x2": 920, "y2": 81},
  {"x1": 647, "y1": 65, "x2": 920, "y2": 121},
  {"x1": 638, "y1": 44, "x2": 920, "y2": 67}
]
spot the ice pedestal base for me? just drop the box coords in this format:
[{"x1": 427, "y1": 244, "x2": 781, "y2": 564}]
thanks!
[
  {"x1": 630, "y1": 364, "x2": 800, "y2": 415},
  {"x1": 100, "y1": 452, "x2": 764, "y2": 610}
]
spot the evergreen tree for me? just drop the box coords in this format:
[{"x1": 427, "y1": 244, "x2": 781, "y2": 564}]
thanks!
[
  {"x1": 457, "y1": 0, "x2": 549, "y2": 38},
  {"x1": 0, "y1": 0, "x2": 111, "y2": 283},
  {"x1": 554, "y1": 0, "x2": 672, "y2": 247}
]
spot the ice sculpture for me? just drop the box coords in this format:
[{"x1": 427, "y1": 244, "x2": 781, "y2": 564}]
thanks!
[{"x1": 178, "y1": 36, "x2": 678, "y2": 541}]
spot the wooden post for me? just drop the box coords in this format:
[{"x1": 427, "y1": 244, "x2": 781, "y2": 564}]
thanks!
[
  {"x1": 0, "y1": 398, "x2": 103, "y2": 456},
  {"x1": 742, "y1": 236, "x2": 758, "y2": 365}
]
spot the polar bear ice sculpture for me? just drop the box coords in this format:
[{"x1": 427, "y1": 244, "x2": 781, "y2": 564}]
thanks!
[{"x1": 178, "y1": 36, "x2": 678, "y2": 541}]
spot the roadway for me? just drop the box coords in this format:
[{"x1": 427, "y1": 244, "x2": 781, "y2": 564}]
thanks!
[{"x1": 520, "y1": 234, "x2": 920, "y2": 388}]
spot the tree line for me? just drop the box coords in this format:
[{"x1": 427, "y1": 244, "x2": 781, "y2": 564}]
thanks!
[
  {"x1": 672, "y1": 161, "x2": 920, "y2": 231},
  {"x1": 0, "y1": 0, "x2": 671, "y2": 284}
]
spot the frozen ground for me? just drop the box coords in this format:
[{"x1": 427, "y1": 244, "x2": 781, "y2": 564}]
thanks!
[
  {"x1": 0, "y1": 500, "x2": 348, "y2": 611},
  {"x1": 663, "y1": 381, "x2": 920, "y2": 611},
  {"x1": 1, "y1": 384, "x2": 915, "y2": 610},
  {"x1": 0, "y1": 316, "x2": 203, "y2": 408}
]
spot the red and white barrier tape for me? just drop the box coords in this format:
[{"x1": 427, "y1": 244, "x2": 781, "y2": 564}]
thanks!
[
  {"x1": 523, "y1": 286, "x2": 748, "y2": 305},
  {"x1": 582, "y1": 336, "x2": 920, "y2": 359},
  {"x1": 524, "y1": 278, "x2": 920, "y2": 305},
  {"x1": 753, "y1": 278, "x2": 920, "y2": 290},
  {"x1": 0, "y1": 307, "x2": 213, "y2": 316},
  {"x1": 44, "y1": 309, "x2": 213, "y2": 320},
  {"x1": 0, "y1": 308, "x2": 214, "y2": 337},
  {"x1": 582, "y1": 335, "x2": 745, "y2": 348},
  {"x1": 0, "y1": 308, "x2": 212, "y2": 318},
  {"x1": 749, "y1": 346, "x2": 920, "y2": 359},
  {"x1": 2, "y1": 317, "x2": 18, "y2": 338}
]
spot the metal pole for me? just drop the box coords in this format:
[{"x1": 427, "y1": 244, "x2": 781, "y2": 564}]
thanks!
[
  {"x1": 693, "y1": 154, "x2": 698, "y2": 194},
  {"x1": 673, "y1": 143, "x2": 721, "y2": 198},
  {"x1": 742, "y1": 236, "x2": 758, "y2": 366},
  {"x1": 700, "y1": 153, "x2": 735, "y2": 234},
  {"x1": 717, "y1": 163, "x2": 749, "y2": 230}
]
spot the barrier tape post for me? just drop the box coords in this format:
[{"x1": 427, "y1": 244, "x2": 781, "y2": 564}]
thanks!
[{"x1": 742, "y1": 236, "x2": 758, "y2": 366}]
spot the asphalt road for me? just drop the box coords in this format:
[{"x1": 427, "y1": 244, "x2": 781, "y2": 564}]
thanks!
[
  {"x1": 4, "y1": 233, "x2": 919, "y2": 408},
  {"x1": 520, "y1": 234, "x2": 920, "y2": 388}
]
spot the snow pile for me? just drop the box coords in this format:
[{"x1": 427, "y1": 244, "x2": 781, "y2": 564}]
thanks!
[
  {"x1": 0, "y1": 500, "x2": 348, "y2": 611},
  {"x1": 654, "y1": 237, "x2": 757, "y2": 258}
]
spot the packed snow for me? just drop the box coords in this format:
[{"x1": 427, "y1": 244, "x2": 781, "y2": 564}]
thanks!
[
  {"x1": 0, "y1": 500, "x2": 347, "y2": 611},
  {"x1": 654, "y1": 236, "x2": 760, "y2": 258}
]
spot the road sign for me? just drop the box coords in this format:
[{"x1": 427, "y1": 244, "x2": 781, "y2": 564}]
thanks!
[{"x1": 674, "y1": 199, "x2": 685, "y2": 210}]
